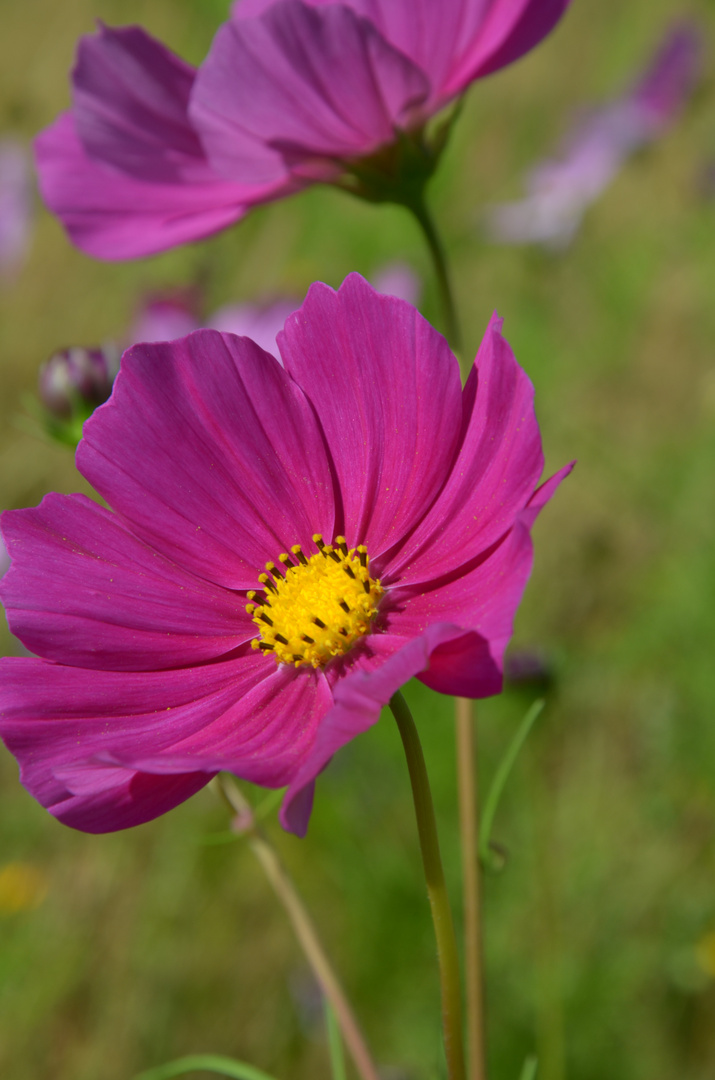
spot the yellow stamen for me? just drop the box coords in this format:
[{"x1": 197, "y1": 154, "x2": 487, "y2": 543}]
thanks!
[{"x1": 247, "y1": 538, "x2": 383, "y2": 668}]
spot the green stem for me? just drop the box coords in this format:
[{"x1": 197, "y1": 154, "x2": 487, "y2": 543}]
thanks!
[
  {"x1": 455, "y1": 697, "x2": 486, "y2": 1080},
  {"x1": 325, "y1": 999, "x2": 348, "y2": 1080},
  {"x1": 217, "y1": 778, "x2": 380, "y2": 1080},
  {"x1": 407, "y1": 196, "x2": 462, "y2": 354},
  {"x1": 389, "y1": 691, "x2": 466, "y2": 1080}
]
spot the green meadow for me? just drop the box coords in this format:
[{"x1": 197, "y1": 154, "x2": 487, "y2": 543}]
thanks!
[{"x1": 1, "y1": 1, "x2": 715, "y2": 1077}]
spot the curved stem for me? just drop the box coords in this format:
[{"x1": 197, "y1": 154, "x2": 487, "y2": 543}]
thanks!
[
  {"x1": 455, "y1": 698, "x2": 486, "y2": 1080},
  {"x1": 407, "y1": 197, "x2": 463, "y2": 355},
  {"x1": 389, "y1": 691, "x2": 466, "y2": 1080},
  {"x1": 217, "y1": 777, "x2": 380, "y2": 1080}
]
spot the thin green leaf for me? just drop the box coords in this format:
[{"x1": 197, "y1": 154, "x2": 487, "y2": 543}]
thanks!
[
  {"x1": 135, "y1": 1053, "x2": 280, "y2": 1080},
  {"x1": 325, "y1": 999, "x2": 347, "y2": 1080},
  {"x1": 518, "y1": 1054, "x2": 538, "y2": 1080},
  {"x1": 479, "y1": 699, "x2": 545, "y2": 872}
]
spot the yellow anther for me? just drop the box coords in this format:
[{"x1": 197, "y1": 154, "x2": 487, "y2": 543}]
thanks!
[{"x1": 249, "y1": 538, "x2": 382, "y2": 669}]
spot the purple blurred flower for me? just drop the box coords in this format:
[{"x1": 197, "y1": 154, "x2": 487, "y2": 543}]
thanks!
[
  {"x1": 371, "y1": 261, "x2": 421, "y2": 307},
  {"x1": 0, "y1": 140, "x2": 33, "y2": 279},
  {"x1": 0, "y1": 536, "x2": 9, "y2": 580},
  {"x1": 486, "y1": 22, "x2": 701, "y2": 249},
  {"x1": 131, "y1": 262, "x2": 420, "y2": 357},
  {"x1": 39, "y1": 346, "x2": 120, "y2": 420},
  {"x1": 36, "y1": 1, "x2": 571, "y2": 260},
  {"x1": 0, "y1": 274, "x2": 570, "y2": 836}
]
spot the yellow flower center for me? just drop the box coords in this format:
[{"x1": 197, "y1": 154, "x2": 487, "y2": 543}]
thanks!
[{"x1": 247, "y1": 535, "x2": 383, "y2": 669}]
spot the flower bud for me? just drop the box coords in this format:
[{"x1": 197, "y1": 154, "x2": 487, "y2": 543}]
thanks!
[{"x1": 38, "y1": 345, "x2": 119, "y2": 419}]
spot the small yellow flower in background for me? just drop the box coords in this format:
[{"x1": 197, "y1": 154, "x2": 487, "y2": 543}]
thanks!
[
  {"x1": 695, "y1": 931, "x2": 715, "y2": 979},
  {"x1": 0, "y1": 862, "x2": 48, "y2": 914}
]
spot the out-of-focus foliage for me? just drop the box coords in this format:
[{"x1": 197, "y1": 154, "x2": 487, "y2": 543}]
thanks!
[{"x1": 1, "y1": 1, "x2": 715, "y2": 1079}]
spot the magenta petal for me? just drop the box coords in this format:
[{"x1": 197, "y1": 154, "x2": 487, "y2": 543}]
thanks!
[
  {"x1": 442, "y1": 0, "x2": 572, "y2": 100},
  {"x1": 73, "y1": 23, "x2": 211, "y2": 183},
  {"x1": 389, "y1": 462, "x2": 573, "y2": 695},
  {"x1": 0, "y1": 653, "x2": 275, "y2": 832},
  {"x1": 107, "y1": 665, "x2": 334, "y2": 788},
  {"x1": 385, "y1": 313, "x2": 543, "y2": 585},
  {"x1": 521, "y1": 461, "x2": 575, "y2": 529},
  {"x1": 388, "y1": 527, "x2": 533, "y2": 693},
  {"x1": 42, "y1": 763, "x2": 210, "y2": 834},
  {"x1": 418, "y1": 633, "x2": 502, "y2": 698},
  {"x1": 36, "y1": 23, "x2": 292, "y2": 260},
  {"x1": 35, "y1": 113, "x2": 256, "y2": 260},
  {"x1": 277, "y1": 274, "x2": 463, "y2": 559},
  {"x1": 77, "y1": 330, "x2": 336, "y2": 589},
  {"x1": 280, "y1": 622, "x2": 467, "y2": 835},
  {"x1": 192, "y1": 1, "x2": 429, "y2": 184},
  {"x1": 0, "y1": 495, "x2": 252, "y2": 670},
  {"x1": 232, "y1": 1, "x2": 570, "y2": 113}
]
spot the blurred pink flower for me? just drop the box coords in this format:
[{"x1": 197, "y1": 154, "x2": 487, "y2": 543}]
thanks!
[
  {"x1": 36, "y1": 1, "x2": 571, "y2": 259},
  {"x1": 0, "y1": 140, "x2": 33, "y2": 280},
  {"x1": 0, "y1": 536, "x2": 9, "y2": 580},
  {"x1": 130, "y1": 262, "x2": 420, "y2": 357},
  {"x1": 0, "y1": 274, "x2": 570, "y2": 836},
  {"x1": 485, "y1": 22, "x2": 701, "y2": 249}
]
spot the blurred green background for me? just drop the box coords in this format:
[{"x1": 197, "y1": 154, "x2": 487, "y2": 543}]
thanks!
[{"x1": 2, "y1": 1, "x2": 715, "y2": 1078}]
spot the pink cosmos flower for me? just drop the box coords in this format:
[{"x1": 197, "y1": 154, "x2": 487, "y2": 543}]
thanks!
[
  {"x1": 0, "y1": 275, "x2": 571, "y2": 836},
  {"x1": 485, "y1": 22, "x2": 701, "y2": 249},
  {"x1": 36, "y1": 0, "x2": 571, "y2": 260}
]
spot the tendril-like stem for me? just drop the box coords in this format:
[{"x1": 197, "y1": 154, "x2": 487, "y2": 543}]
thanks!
[
  {"x1": 217, "y1": 777, "x2": 380, "y2": 1080},
  {"x1": 456, "y1": 697, "x2": 487, "y2": 1080},
  {"x1": 389, "y1": 691, "x2": 467, "y2": 1080}
]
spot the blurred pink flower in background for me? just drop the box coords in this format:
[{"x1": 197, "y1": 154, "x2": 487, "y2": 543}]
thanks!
[
  {"x1": 485, "y1": 22, "x2": 701, "y2": 249},
  {"x1": 0, "y1": 139, "x2": 33, "y2": 280},
  {"x1": 130, "y1": 262, "x2": 420, "y2": 357},
  {"x1": 0, "y1": 275, "x2": 570, "y2": 837},
  {"x1": 35, "y1": 0, "x2": 571, "y2": 259},
  {"x1": 0, "y1": 536, "x2": 9, "y2": 580}
]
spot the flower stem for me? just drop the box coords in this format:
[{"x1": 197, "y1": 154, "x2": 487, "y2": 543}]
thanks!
[
  {"x1": 407, "y1": 196, "x2": 462, "y2": 354},
  {"x1": 455, "y1": 697, "x2": 487, "y2": 1080},
  {"x1": 217, "y1": 777, "x2": 380, "y2": 1080},
  {"x1": 389, "y1": 691, "x2": 466, "y2": 1080}
]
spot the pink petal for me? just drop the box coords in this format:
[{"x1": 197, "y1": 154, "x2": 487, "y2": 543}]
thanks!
[
  {"x1": 384, "y1": 313, "x2": 543, "y2": 585},
  {"x1": 36, "y1": 17, "x2": 290, "y2": 260},
  {"x1": 77, "y1": 330, "x2": 337, "y2": 590},
  {"x1": 391, "y1": 463, "x2": 574, "y2": 693},
  {"x1": 192, "y1": 1, "x2": 429, "y2": 185},
  {"x1": 36, "y1": 762, "x2": 210, "y2": 834},
  {"x1": 280, "y1": 622, "x2": 468, "y2": 835},
  {"x1": 35, "y1": 113, "x2": 255, "y2": 260},
  {"x1": 441, "y1": 0, "x2": 573, "y2": 101},
  {"x1": 232, "y1": 0, "x2": 571, "y2": 112},
  {"x1": 106, "y1": 664, "x2": 333, "y2": 787},
  {"x1": 0, "y1": 653, "x2": 272, "y2": 830},
  {"x1": 73, "y1": 23, "x2": 213, "y2": 183},
  {"x1": 1, "y1": 494, "x2": 252, "y2": 671},
  {"x1": 277, "y1": 274, "x2": 463, "y2": 560}
]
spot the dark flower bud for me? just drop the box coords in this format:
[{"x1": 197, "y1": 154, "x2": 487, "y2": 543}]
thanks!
[
  {"x1": 38, "y1": 345, "x2": 119, "y2": 419},
  {"x1": 504, "y1": 648, "x2": 554, "y2": 693}
]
